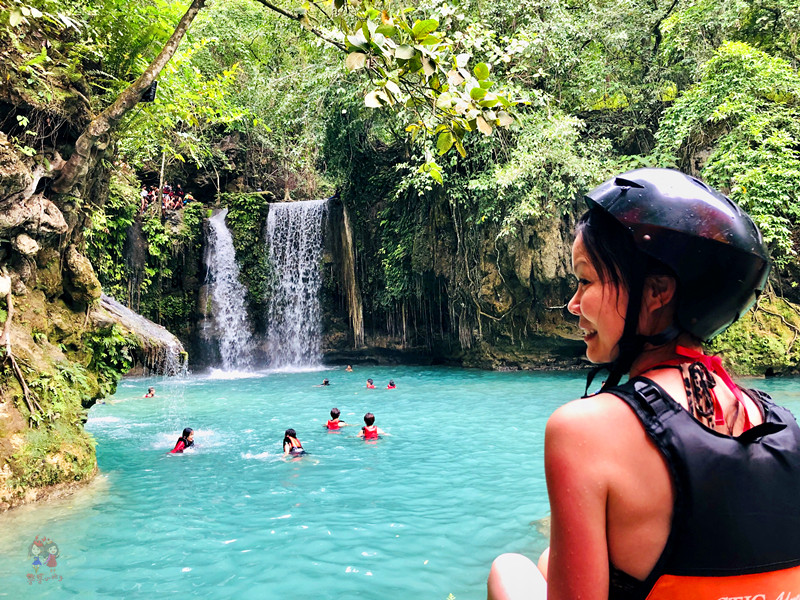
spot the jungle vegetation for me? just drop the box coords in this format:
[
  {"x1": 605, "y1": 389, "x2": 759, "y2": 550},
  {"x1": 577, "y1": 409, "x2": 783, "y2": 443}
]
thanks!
[{"x1": 2, "y1": 0, "x2": 800, "y2": 371}]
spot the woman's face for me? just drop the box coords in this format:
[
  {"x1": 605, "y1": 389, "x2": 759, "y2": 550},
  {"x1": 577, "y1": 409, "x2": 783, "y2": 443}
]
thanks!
[
  {"x1": 568, "y1": 234, "x2": 628, "y2": 364},
  {"x1": 187, "y1": 432, "x2": 194, "y2": 443},
  {"x1": 31, "y1": 545, "x2": 41, "y2": 556}
]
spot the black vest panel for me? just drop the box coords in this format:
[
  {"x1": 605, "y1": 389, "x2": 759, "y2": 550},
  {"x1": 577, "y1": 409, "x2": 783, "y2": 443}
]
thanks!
[{"x1": 608, "y1": 377, "x2": 800, "y2": 581}]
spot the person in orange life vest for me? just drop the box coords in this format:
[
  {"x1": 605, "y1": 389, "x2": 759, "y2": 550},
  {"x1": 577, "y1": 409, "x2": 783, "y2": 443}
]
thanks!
[
  {"x1": 386, "y1": 380, "x2": 396, "y2": 389},
  {"x1": 170, "y1": 428, "x2": 194, "y2": 453},
  {"x1": 325, "y1": 407, "x2": 349, "y2": 430},
  {"x1": 144, "y1": 387, "x2": 155, "y2": 398},
  {"x1": 358, "y1": 413, "x2": 387, "y2": 440},
  {"x1": 283, "y1": 428, "x2": 306, "y2": 456},
  {"x1": 488, "y1": 169, "x2": 800, "y2": 600},
  {"x1": 366, "y1": 378, "x2": 375, "y2": 389}
]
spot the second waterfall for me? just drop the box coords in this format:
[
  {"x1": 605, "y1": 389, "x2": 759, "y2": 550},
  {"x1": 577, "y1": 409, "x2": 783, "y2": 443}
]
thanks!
[{"x1": 265, "y1": 199, "x2": 328, "y2": 369}]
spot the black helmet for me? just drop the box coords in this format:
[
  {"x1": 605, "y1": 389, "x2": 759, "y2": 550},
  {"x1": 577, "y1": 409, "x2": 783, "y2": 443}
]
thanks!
[{"x1": 585, "y1": 168, "x2": 770, "y2": 341}]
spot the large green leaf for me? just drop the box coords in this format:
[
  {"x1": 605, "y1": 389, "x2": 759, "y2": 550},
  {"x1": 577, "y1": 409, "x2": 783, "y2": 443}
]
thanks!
[
  {"x1": 437, "y1": 131, "x2": 454, "y2": 154},
  {"x1": 470, "y1": 87, "x2": 487, "y2": 100},
  {"x1": 411, "y1": 19, "x2": 438, "y2": 40},
  {"x1": 474, "y1": 62, "x2": 490, "y2": 81}
]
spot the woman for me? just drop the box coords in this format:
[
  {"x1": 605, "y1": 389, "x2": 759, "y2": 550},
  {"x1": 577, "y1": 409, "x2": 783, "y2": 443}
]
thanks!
[
  {"x1": 283, "y1": 428, "x2": 306, "y2": 456},
  {"x1": 488, "y1": 169, "x2": 800, "y2": 599},
  {"x1": 170, "y1": 427, "x2": 194, "y2": 453}
]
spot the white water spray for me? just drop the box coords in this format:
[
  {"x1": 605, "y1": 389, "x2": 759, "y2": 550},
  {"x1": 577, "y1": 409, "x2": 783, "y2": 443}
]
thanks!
[
  {"x1": 265, "y1": 199, "x2": 327, "y2": 368},
  {"x1": 205, "y1": 209, "x2": 256, "y2": 370}
]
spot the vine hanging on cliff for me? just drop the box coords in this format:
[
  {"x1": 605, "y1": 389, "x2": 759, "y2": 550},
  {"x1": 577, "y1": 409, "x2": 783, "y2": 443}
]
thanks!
[{"x1": 0, "y1": 268, "x2": 44, "y2": 424}]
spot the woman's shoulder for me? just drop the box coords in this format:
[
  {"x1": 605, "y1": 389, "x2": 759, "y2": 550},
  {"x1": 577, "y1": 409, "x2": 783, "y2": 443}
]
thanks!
[
  {"x1": 549, "y1": 392, "x2": 644, "y2": 427},
  {"x1": 546, "y1": 392, "x2": 653, "y2": 455}
]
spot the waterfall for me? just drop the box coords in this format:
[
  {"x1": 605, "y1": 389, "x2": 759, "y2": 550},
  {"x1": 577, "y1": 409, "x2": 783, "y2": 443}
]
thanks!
[
  {"x1": 265, "y1": 199, "x2": 327, "y2": 368},
  {"x1": 204, "y1": 209, "x2": 256, "y2": 370}
]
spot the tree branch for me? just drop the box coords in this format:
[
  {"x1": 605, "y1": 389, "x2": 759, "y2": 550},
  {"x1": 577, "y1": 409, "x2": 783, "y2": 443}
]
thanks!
[
  {"x1": 51, "y1": 0, "x2": 209, "y2": 195},
  {"x1": 251, "y1": 0, "x2": 347, "y2": 52},
  {"x1": 0, "y1": 268, "x2": 44, "y2": 421}
]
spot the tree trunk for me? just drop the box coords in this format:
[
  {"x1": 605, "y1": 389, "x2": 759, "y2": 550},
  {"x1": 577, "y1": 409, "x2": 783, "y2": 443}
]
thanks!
[
  {"x1": 159, "y1": 149, "x2": 166, "y2": 219},
  {"x1": 51, "y1": 0, "x2": 208, "y2": 195}
]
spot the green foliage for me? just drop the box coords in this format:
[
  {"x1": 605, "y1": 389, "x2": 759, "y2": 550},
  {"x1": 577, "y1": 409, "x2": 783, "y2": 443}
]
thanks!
[
  {"x1": 467, "y1": 110, "x2": 610, "y2": 235},
  {"x1": 25, "y1": 362, "x2": 92, "y2": 425},
  {"x1": 117, "y1": 39, "x2": 245, "y2": 173},
  {"x1": 84, "y1": 324, "x2": 135, "y2": 397},
  {"x1": 655, "y1": 42, "x2": 800, "y2": 267},
  {"x1": 86, "y1": 168, "x2": 139, "y2": 300},
  {"x1": 224, "y1": 193, "x2": 272, "y2": 312},
  {"x1": 707, "y1": 296, "x2": 800, "y2": 375},
  {"x1": 338, "y1": 1, "x2": 518, "y2": 159},
  {"x1": 86, "y1": 170, "x2": 204, "y2": 336},
  {"x1": 8, "y1": 421, "x2": 96, "y2": 489}
]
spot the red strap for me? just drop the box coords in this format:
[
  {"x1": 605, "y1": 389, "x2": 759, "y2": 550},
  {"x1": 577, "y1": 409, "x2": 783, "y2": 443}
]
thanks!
[{"x1": 651, "y1": 346, "x2": 752, "y2": 431}]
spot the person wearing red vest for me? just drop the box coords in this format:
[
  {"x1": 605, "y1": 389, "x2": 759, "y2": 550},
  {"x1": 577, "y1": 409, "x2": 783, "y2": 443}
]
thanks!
[
  {"x1": 170, "y1": 428, "x2": 194, "y2": 453},
  {"x1": 283, "y1": 429, "x2": 306, "y2": 456},
  {"x1": 326, "y1": 407, "x2": 347, "y2": 430},
  {"x1": 488, "y1": 170, "x2": 800, "y2": 600},
  {"x1": 358, "y1": 413, "x2": 386, "y2": 440},
  {"x1": 366, "y1": 378, "x2": 375, "y2": 389}
]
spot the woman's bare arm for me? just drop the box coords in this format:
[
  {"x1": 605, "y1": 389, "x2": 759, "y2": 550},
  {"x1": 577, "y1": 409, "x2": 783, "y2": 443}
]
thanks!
[{"x1": 544, "y1": 399, "x2": 612, "y2": 600}]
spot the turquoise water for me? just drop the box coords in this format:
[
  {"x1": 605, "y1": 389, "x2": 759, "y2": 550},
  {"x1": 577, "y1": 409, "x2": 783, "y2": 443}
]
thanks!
[{"x1": 1, "y1": 366, "x2": 799, "y2": 599}]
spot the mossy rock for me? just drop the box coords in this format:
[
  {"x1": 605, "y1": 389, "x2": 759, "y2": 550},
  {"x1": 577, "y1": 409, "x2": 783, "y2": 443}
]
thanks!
[
  {"x1": 63, "y1": 245, "x2": 101, "y2": 306},
  {"x1": 707, "y1": 294, "x2": 800, "y2": 375},
  {"x1": 34, "y1": 247, "x2": 63, "y2": 299}
]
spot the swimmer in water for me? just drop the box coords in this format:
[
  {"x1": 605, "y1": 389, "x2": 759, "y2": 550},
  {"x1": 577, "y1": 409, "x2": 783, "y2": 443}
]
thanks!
[
  {"x1": 283, "y1": 428, "x2": 306, "y2": 456},
  {"x1": 345, "y1": 365, "x2": 353, "y2": 372},
  {"x1": 366, "y1": 378, "x2": 375, "y2": 389},
  {"x1": 144, "y1": 387, "x2": 155, "y2": 398},
  {"x1": 386, "y1": 379, "x2": 396, "y2": 389},
  {"x1": 170, "y1": 427, "x2": 194, "y2": 453},
  {"x1": 358, "y1": 412, "x2": 387, "y2": 440},
  {"x1": 325, "y1": 407, "x2": 348, "y2": 430},
  {"x1": 314, "y1": 378, "x2": 330, "y2": 387}
]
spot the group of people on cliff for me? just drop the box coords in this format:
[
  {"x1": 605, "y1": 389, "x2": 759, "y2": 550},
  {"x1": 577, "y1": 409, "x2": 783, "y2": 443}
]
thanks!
[{"x1": 139, "y1": 182, "x2": 195, "y2": 214}]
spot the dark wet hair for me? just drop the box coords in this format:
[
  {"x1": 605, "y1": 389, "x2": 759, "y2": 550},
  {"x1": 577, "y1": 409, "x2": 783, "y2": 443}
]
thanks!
[
  {"x1": 285, "y1": 428, "x2": 296, "y2": 438},
  {"x1": 388, "y1": 380, "x2": 395, "y2": 385},
  {"x1": 576, "y1": 208, "x2": 677, "y2": 391},
  {"x1": 367, "y1": 378, "x2": 373, "y2": 384},
  {"x1": 576, "y1": 208, "x2": 675, "y2": 301},
  {"x1": 180, "y1": 427, "x2": 194, "y2": 448},
  {"x1": 363, "y1": 412, "x2": 375, "y2": 426},
  {"x1": 322, "y1": 378, "x2": 330, "y2": 385},
  {"x1": 330, "y1": 408, "x2": 340, "y2": 418}
]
